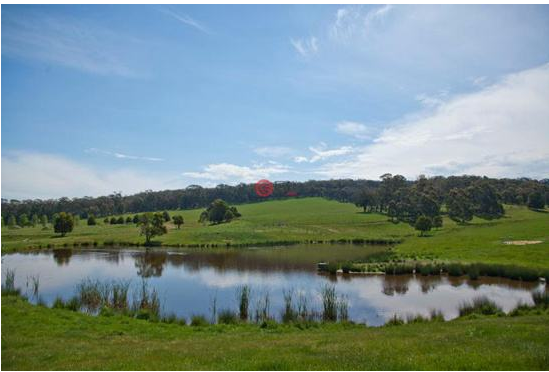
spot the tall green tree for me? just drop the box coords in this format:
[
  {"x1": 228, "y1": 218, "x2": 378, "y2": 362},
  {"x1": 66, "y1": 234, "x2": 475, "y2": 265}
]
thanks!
[
  {"x1": 354, "y1": 189, "x2": 378, "y2": 213},
  {"x1": 19, "y1": 214, "x2": 29, "y2": 227},
  {"x1": 40, "y1": 215, "x2": 48, "y2": 228},
  {"x1": 54, "y1": 212, "x2": 74, "y2": 237},
  {"x1": 172, "y1": 215, "x2": 184, "y2": 229},
  {"x1": 138, "y1": 212, "x2": 167, "y2": 245},
  {"x1": 527, "y1": 191, "x2": 545, "y2": 209},
  {"x1": 199, "y1": 199, "x2": 241, "y2": 224},
  {"x1": 468, "y1": 181, "x2": 504, "y2": 220},
  {"x1": 31, "y1": 214, "x2": 39, "y2": 227},
  {"x1": 415, "y1": 215, "x2": 432, "y2": 237},
  {"x1": 447, "y1": 188, "x2": 473, "y2": 224},
  {"x1": 8, "y1": 215, "x2": 16, "y2": 228},
  {"x1": 87, "y1": 215, "x2": 97, "y2": 226}
]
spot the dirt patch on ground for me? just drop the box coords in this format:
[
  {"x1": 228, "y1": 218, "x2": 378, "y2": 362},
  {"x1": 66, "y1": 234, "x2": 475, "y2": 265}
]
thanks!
[{"x1": 503, "y1": 240, "x2": 543, "y2": 245}]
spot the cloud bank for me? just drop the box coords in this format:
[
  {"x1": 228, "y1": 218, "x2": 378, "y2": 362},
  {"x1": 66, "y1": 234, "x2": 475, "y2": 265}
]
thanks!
[{"x1": 317, "y1": 63, "x2": 549, "y2": 180}]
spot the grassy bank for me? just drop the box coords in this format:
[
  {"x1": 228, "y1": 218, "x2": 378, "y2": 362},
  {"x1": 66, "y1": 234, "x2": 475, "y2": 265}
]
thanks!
[
  {"x1": 2, "y1": 198, "x2": 548, "y2": 268},
  {"x1": 2, "y1": 294, "x2": 548, "y2": 370}
]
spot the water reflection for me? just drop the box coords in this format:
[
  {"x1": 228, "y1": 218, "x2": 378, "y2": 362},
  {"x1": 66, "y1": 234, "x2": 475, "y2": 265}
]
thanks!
[
  {"x1": 1, "y1": 247, "x2": 544, "y2": 326},
  {"x1": 53, "y1": 249, "x2": 72, "y2": 266}
]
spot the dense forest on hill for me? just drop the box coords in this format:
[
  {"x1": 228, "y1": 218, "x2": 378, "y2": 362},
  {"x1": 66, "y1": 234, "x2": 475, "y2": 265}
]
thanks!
[{"x1": 2, "y1": 175, "x2": 548, "y2": 222}]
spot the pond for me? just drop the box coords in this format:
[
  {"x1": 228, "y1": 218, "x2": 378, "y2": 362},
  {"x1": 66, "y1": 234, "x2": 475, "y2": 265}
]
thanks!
[{"x1": 1, "y1": 246, "x2": 544, "y2": 326}]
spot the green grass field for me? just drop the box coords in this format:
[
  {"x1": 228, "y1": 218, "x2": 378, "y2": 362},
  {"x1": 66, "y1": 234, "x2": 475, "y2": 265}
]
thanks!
[
  {"x1": 2, "y1": 294, "x2": 548, "y2": 370},
  {"x1": 2, "y1": 197, "x2": 548, "y2": 268}
]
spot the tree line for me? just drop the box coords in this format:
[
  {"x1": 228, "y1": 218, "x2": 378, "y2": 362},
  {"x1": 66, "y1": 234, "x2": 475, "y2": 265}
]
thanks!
[{"x1": 2, "y1": 175, "x2": 547, "y2": 223}]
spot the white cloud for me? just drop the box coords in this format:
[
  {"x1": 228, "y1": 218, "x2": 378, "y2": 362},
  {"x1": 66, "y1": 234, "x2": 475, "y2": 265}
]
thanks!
[
  {"x1": 290, "y1": 37, "x2": 318, "y2": 57},
  {"x1": 183, "y1": 162, "x2": 292, "y2": 183},
  {"x1": 471, "y1": 76, "x2": 488, "y2": 87},
  {"x1": 330, "y1": 5, "x2": 393, "y2": 42},
  {"x1": 85, "y1": 148, "x2": 164, "y2": 162},
  {"x1": 415, "y1": 90, "x2": 449, "y2": 108},
  {"x1": 294, "y1": 144, "x2": 355, "y2": 163},
  {"x1": 160, "y1": 7, "x2": 210, "y2": 34},
  {"x1": 316, "y1": 64, "x2": 549, "y2": 179},
  {"x1": 253, "y1": 146, "x2": 293, "y2": 158},
  {"x1": 2, "y1": 10, "x2": 139, "y2": 77},
  {"x1": 293, "y1": 156, "x2": 309, "y2": 164},
  {"x1": 1, "y1": 152, "x2": 172, "y2": 200},
  {"x1": 335, "y1": 121, "x2": 372, "y2": 140}
]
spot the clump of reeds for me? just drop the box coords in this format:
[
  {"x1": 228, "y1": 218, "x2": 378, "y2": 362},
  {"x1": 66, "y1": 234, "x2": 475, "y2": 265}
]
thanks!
[
  {"x1": 2, "y1": 268, "x2": 19, "y2": 295},
  {"x1": 281, "y1": 289, "x2": 297, "y2": 323},
  {"x1": 218, "y1": 309, "x2": 239, "y2": 324},
  {"x1": 429, "y1": 309, "x2": 444, "y2": 322},
  {"x1": 254, "y1": 291, "x2": 271, "y2": 323},
  {"x1": 337, "y1": 294, "x2": 349, "y2": 322},
  {"x1": 458, "y1": 296, "x2": 502, "y2": 317},
  {"x1": 321, "y1": 285, "x2": 337, "y2": 322},
  {"x1": 405, "y1": 313, "x2": 429, "y2": 324},
  {"x1": 134, "y1": 279, "x2": 160, "y2": 318},
  {"x1": 385, "y1": 314, "x2": 405, "y2": 326},
  {"x1": 190, "y1": 314, "x2": 209, "y2": 327},
  {"x1": 237, "y1": 285, "x2": 250, "y2": 321},
  {"x1": 532, "y1": 289, "x2": 549, "y2": 308}
]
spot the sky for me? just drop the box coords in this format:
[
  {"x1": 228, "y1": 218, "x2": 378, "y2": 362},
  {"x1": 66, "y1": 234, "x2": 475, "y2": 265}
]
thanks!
[{"x1": 2, "y1": 4, "x2": 549, "y2": 200}]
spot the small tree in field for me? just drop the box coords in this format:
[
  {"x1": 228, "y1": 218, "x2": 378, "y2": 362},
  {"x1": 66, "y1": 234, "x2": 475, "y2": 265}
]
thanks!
[
  {"x1": 54, "y1": 212, "x2": 74, "y2": 237},
  {"x1": 415, "y1": 215, "x2": 432, "y2": 237},
  {"x1": 162, "y1": 211, "x2": 171, "y2": 222},
  {"x1": 527, "y1": 191, "x2": 545, "y2": 210},
  {"x1": 172, "y1": 215, "x2": 184, "y2": 229},
  {"x1": 432, "y1": 215, "x2": 443, "y2": 229},
  {"x1": 40, "y1": 215, "x2": 48, "y2": 228},
  {"x1": 138, "y1": 212, "x2": 167, "y2": 245},
  {"x1": 19, "y1": 214, "x2": 29, "y2": 227},
  {"x1": 8, "y1": 215, "x2": 17, "y2": 228},
  {"x1": 87, "y1": 215, "x2": 97, "y2": 226}
]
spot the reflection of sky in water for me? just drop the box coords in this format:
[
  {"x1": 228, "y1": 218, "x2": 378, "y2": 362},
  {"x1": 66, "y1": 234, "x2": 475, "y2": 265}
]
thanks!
[{"x1": 2, "y1": 249, "x2": 543, "y2": 326}]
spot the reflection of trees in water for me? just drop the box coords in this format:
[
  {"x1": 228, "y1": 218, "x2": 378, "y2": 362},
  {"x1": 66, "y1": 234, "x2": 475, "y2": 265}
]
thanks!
[
  {"x1": 133, "y1": 251, "x2": 168, "y2": 278},
  {"x1": 382, "y1": 276, "x2": 410, "y2": 296},
  {"x1": 53, "y1": 249, "x2": 72, "y2": 266},
  {"x1": 101, "y1": 251, "x2": 122, "y2": 264},
  {"x1": 172, "y1": 251, "x2": 315, "y2": 274},
  {"x1": 418, "y1": 276, "x2": 443, "y2": 293}
]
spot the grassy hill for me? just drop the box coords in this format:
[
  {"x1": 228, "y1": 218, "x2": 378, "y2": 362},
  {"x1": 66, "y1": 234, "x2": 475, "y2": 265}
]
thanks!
[
  {"x1": 2, "y1": 197, "x2": 548, "y2": 268},
  {"x1": 2, "y1": 294, "x2": 548, "y2": 370}
]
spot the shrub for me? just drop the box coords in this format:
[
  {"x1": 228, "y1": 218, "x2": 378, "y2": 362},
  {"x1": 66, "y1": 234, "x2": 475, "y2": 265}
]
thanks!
[
  {"x1": 341, "y1": 262, "x2": 352, "y2": 274},
  {"x1": 327, "y1": 262, "x2": 339, "y2": 275},
  {"x1": 65, "y1": 296, "x2": 81, "y2": 311},
  {"x1": 468, "y1": 265, "x2": 480, "y2": 280},
  {"x1": 446, "y1": 263, "x2": 463, "y2": 277},
  {"x1": 218, "y1": 309, "x2": 239, "y2": 324},
  {"x1": 190, "y1": 314, "x2": 209, "y2": 327},
  {"x1": 52, "y1": 296, "x2": 65, "y2": 309}
]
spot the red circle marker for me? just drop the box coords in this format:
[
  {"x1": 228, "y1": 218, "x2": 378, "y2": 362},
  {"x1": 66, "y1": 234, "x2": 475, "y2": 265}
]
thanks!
[{"x1": 255, "y1": 179, "x2": 274, "y2": 197}]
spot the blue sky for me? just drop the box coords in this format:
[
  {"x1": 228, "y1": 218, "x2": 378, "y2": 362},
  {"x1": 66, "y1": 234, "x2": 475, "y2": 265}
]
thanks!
[{"x1": 2, "y1": 5, "x2": 549, "y2": 199}]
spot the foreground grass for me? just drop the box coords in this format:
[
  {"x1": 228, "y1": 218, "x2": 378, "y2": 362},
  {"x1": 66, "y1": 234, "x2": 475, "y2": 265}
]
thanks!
[
  {"x1": 2, "y1": 198, "x2": 548, "y2": 268},
  {"x1": 2, "y1": 294, "x2": 548, "y2": 370}
]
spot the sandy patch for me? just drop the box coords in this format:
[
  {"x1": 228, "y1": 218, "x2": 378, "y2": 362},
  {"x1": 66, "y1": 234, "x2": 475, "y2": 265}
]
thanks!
[{"x1": 503, "y1": 240, "x2": 543, "y2": 245}]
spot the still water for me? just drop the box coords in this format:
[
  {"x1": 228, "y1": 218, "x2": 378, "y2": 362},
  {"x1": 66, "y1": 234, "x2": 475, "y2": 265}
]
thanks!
[{"x1": 1, "y1": 246, "x2": 543, "y2": 326}]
